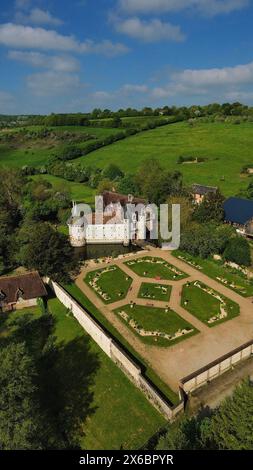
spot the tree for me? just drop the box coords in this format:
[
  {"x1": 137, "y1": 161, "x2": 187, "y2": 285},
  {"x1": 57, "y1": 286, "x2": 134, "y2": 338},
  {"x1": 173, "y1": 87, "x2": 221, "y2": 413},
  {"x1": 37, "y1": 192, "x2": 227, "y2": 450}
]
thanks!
[
  {"x1": 96, "y1": 178, "x2": 115, "y2": 194},
  {"x1": 223, "y1": 237, "x2": 251, "y2": 266},
  {"x1": 117, "y1": 174, "x2": 139, "y2": 195},
  {"x1": 207, "y1": 380, "x2": 253, "y2": 450},
  {"x1": 102, "y1": 163, "x2": 124, "y2": 181},
  {"x1": 135, "y1": 159, "x2": 183, "y2": 204},
  {"x1": 156, "y1": 379, "x2": 253, "y2": 450},
  {"x1": 166, "y1": 195, "x2": 193, "y2": 231},
  {"x1": 17, "y1": 222, "x2": 79, "y2": 281},
  {"x1": 193, "y1": 190, "x2": 225, "y2": 223},
  {"x1": 180, "y1": 223, "x2": 228, "y2": 258},
  {"x1": 0, "y1": 343, "x2": 42, "y2": 450}
]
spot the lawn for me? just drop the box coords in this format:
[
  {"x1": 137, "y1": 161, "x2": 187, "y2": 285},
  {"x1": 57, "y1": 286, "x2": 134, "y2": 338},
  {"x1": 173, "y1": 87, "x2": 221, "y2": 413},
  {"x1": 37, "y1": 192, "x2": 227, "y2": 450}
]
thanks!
[
  {"x1": 138, "y1": 282, "x2": 172, "y2": 302},
  {"x1": 47, "y1": 298, "x2": 166, "y2": 450},
  {"x1": 125, "y1": 256, "x2": 187, "y2": 281},
  {"x1": 181, "y1": 281, "x2": 240, "y2": 327},
  {"x1": 84, "y1": 266, "x2": 133, "y2": 303},
  {"x1": 0, "y1": 305, "x2": 41, "y2": 339},
  {"x1": 64, "y1": 283, "x2": 179, "y2": 405},
  {"x1": 31, "y1": 174, "x2": 96, "y2": 204},
  {"x1": 114, "y1": 304, "x2": 197, "y2": 347},
  {"x1": 74, "y1": 121, "x2": 253, "y2": 196},
  {"x1": 173, "y1": 250, "x2": 253, "y2": 297},
  {"x1": 0, "y1": 299, "x2": 165, "y2": 450}
]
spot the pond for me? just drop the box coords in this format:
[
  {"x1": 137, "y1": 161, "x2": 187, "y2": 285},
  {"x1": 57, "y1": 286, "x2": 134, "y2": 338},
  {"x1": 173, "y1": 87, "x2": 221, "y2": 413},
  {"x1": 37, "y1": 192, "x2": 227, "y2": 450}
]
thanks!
[{"x1": 74, "y1": 243, "x2": 139, "y2": 261}]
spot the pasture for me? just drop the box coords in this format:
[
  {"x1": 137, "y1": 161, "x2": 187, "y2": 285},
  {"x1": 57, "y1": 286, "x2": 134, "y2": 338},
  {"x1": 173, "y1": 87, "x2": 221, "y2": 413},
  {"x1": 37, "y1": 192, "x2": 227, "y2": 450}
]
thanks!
[
  {"x1": 74, "y1": 121, "x2": 253, "y2": 196},
  {"x1": 31, "y1": 174, "x2": 95, "y2": 204},
  {"x1": 0, "y1": 125, "x2": 119, "y2": 168}
]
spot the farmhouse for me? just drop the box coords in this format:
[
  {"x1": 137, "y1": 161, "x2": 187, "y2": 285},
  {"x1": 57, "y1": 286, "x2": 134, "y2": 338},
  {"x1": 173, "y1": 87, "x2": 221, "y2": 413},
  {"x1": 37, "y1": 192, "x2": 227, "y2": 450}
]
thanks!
[
  {"x1": 68, "y1": 191, "x2": 149, "y2": 247},
  {"x1": 0, "y1": 271, "x2": 47, "y2": 312},
  {"x1": 192, "y1": 184, "x2": 218, "y2": 204},
  {"x1": 223, "y1": 197, "x2": 253, "y2": 237}
]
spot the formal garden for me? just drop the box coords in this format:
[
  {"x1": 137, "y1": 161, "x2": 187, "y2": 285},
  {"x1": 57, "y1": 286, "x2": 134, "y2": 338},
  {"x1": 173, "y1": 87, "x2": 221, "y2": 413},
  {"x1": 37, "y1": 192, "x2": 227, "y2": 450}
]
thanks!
[
  {"x1": 181, "y1": 281, "x2": 240, "y2": 327},
  {"x1": 173, "y1": 250, "x2": 253, "y2": 297},
  {"x1": 114, "y1": 304, "x2": 197, "y2": 347},
  {"x1": 138, "y1": 282, "x2": 172, "y2": 302},
  {"x1": 84, "y1": 265, "x2": 133, "y2": 303},
  {"x1": 125, "y1": 257, "x2": 188, "y2": 281}
]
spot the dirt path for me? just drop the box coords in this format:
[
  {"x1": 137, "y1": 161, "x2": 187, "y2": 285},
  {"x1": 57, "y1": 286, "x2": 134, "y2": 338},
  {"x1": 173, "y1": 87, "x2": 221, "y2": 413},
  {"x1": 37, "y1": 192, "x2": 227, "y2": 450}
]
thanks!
[{"x1": 75, "y1": 248, "x2": 253, "y2": 392}]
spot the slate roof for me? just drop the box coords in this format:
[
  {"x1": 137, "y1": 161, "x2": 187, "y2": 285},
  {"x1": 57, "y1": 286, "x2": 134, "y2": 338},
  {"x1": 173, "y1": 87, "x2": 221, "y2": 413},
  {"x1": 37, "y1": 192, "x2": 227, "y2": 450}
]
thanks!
[
  {"x1": 0, "y1": 271, "x2": 47, "y2": 304},
  {"x1": 223, "y1": 197, "x2": 253, "y2": 225},
  {"x1": 192, "y1": 184, "x2": 218, "y2": 196}
]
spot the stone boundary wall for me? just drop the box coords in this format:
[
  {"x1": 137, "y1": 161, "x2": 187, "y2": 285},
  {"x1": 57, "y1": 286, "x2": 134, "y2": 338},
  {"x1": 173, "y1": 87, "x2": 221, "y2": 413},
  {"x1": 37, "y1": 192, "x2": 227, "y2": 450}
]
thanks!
[
  {"x1": 50, "y1": 281, "x2": 184, "y2": 420},
  {"x1": 181, "y1": 340, "x2": 253, "y2": 394}
]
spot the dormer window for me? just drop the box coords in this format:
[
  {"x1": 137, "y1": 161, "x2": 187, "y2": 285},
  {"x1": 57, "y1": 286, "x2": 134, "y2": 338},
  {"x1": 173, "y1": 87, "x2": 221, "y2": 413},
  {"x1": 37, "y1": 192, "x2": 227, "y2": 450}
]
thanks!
[
  {"x1": 0, "y1": 290, "x2": 6, "y2": 301},
  {"x1": 16, "y1": 288, "x2": 24, "y2": 301}
]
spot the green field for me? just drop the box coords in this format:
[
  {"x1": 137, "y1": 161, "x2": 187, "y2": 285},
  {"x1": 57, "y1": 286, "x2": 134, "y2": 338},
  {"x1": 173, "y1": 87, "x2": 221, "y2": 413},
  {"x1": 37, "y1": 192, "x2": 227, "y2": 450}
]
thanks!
[
  {"x1": 31, "y1": 174, "x2": 95, "y2": 204},
  {"x1": 0, "y1": 299, "x2": 165, "y2": 450},
  {"x1": 114, "y1": 304, "x2": 197, "y2": 347},
  {"x1": 85, "y1": 266, "x2": 133, "y2": 303},
  {"x1": 138, "y1": 282, "x2": 172, "y2": 301},
  {"x1": 181, "y1": 281, "x2": 240, "y2": 326},
  {"x1": 74, "y1": 121, "x2": 253, "y2": 196},
  {"x1": 173, "y1": 250, "x2": 253, "y2": 297},
  {"x1": 125, "y1": 257, "x2": 187, "y2": 281},
  {"x1": 0, "y1": 125, "x2": 119, "y2": 168}
]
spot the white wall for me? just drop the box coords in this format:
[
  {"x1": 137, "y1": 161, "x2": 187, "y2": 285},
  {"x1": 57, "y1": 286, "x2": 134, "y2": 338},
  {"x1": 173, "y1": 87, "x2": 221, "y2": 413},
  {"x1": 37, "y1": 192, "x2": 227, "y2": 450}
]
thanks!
[
  {"x1": 50, "y1": 281, "x2": 183, "y2": 420},
  {"x1": 181, "y1": 342, "x2": 253, "y2": 393}
]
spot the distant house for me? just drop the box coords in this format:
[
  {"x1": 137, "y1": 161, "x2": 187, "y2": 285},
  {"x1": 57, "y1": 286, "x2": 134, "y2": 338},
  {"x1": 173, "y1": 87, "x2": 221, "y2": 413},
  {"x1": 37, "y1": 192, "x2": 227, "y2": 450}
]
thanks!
[
  {"x1": 223, "y1": 197, "x2": 253, "y2": 237},
  {"x1": 192, "y1": 184, "x2": 218, "y2": 204},
  {"x1": 0, "y1": 271, "x2": 47, "y2": 313}
]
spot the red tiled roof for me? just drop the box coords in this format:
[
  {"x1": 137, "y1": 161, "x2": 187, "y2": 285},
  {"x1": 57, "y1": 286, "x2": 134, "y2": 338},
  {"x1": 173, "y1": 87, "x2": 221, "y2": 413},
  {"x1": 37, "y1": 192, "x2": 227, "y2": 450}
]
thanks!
[
  {"x1": 102, "y1": 191, "x2": 146, "y2": 207},
  {"x1": 0, "y1": 271, "x2": 47, "y2": 304}
]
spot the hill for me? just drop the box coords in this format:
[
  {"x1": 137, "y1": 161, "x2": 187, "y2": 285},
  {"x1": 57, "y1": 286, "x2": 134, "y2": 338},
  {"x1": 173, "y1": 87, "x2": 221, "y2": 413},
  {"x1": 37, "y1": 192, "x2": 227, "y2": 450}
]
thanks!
[{"x1": 74, "y1": 120, "x2": 253, "y2": 196}]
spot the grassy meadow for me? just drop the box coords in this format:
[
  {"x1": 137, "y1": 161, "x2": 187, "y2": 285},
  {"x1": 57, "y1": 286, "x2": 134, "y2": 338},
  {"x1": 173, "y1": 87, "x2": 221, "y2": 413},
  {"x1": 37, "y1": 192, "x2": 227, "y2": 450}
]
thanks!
[
  {"x1": 0, "y1": 125, "x2": 119, "y2": 168},
  {"x1": 74, "y1": 121, "x2": 253, "y2": 196},
  {"x1": 31, "y1": 174, "x2": 96, "y2": 204}
]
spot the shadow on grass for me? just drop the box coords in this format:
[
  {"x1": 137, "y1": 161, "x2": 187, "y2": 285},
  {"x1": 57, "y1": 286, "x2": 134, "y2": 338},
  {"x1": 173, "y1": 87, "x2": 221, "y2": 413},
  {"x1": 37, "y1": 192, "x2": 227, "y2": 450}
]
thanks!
[{"x1": 0, "y1": 311, "x2": 100, "y2": 449}]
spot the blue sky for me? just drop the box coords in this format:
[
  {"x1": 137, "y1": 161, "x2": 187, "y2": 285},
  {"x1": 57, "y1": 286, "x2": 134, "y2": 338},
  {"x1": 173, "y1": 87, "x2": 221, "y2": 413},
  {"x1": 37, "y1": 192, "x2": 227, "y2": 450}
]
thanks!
[{"x1": 0, "y1": 0, "x2": 253, "y2": 114}]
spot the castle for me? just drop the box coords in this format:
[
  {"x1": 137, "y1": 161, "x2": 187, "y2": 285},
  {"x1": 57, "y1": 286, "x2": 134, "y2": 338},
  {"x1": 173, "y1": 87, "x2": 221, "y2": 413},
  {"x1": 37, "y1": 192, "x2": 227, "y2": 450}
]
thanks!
[{"x1": 68, "y1": 191, "x2": 149, "y2": 247}]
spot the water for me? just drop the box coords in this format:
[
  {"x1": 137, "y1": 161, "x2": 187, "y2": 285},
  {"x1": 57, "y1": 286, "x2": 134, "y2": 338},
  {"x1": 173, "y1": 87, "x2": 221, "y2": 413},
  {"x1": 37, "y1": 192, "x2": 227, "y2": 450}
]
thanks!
[{"x1": 74, "y1": 243, "x2": 139, "y2": 261}]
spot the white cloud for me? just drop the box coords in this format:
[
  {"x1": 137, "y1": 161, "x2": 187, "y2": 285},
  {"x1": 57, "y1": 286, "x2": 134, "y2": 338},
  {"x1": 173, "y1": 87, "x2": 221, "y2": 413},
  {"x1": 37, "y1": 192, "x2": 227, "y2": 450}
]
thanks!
[
  {"x1": 225, "y1": 90, "x2": 253, "y2": 101},
  {"x1": 113, "y1": 17, "x2": 185, "y2": 42},
  {"x1": 15, "y1": 8, "x2": 63, "y2": 26},
  {"x1": 118, "y1": 0, "x2": 249, "y2": 16},
  {"x1": 26, "y1": 71, "x2": 82, "y2": 96},
  {"x1": 90, "y1": 61, "x2": 253, "y2": 108},
  {"x1": 150, "y1": 61, "x2": 253, "y2": 101},
  {"x1": 91, "y1": 83, "x2": 150, "y2": 103},
  {"x1": 8, "y1": 50, "x2": 80, "y2": 72},
  {"x1": 0, "y1": 23, "x2": 129, "y2": 56},
  {"x1": 173, "y1": 62, "x2": 253, "y2": 87}
]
